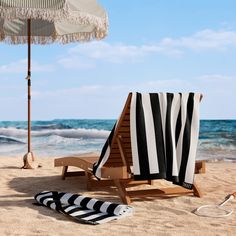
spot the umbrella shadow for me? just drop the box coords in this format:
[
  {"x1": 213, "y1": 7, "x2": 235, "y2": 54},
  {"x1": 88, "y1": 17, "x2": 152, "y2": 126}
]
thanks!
[{"x1": 0, "y1": 166, "x2": 23, "y2": 170}]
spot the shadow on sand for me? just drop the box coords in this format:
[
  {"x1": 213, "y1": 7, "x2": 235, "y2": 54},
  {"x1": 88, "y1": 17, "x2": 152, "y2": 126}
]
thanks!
[{"x1": 2, "y1": 175, "x2": 120, "y2": 223}]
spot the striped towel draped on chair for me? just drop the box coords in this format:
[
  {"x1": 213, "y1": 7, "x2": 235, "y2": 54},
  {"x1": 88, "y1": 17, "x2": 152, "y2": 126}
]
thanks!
[{"x1": 93, "y1": 92, "x2": 201, "y2": 189}]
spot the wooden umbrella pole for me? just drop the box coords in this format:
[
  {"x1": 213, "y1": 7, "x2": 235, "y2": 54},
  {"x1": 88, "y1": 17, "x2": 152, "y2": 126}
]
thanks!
[
  {"x1": 22, "y1": 19, "x2": 35, "y2": 169},
  {"x1": 27, "y1": 19, "x2": 31, "y2": 153}
]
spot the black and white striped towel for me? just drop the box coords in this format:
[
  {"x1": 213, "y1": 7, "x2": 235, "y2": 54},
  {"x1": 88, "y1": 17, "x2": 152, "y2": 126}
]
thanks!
[
  {"x1": 93, "y1": 124, "x2": 116, "y2": 178},
  {"x1": 34, "y1": 191, "x2": 133, "y2": 225},
  {"x1": 131, "y1": 93, "x2": 201, "y2": 189},
  {"x1": 93, "y1": 92, "x2": 201, "y2": 190}
]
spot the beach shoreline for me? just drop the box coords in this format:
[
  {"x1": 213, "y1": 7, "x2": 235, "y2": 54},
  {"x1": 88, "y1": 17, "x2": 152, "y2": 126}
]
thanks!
[
  {"x1": 0, "y1": 156, "x2": 235, "y2": 235},
  {"x1": 0, "y1": 119, "x2": 235, "y2": 163}
]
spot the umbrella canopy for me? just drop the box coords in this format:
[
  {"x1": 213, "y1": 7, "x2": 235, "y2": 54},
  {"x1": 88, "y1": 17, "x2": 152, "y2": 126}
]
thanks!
[
  {"x1": 0, "y1": 0, "x2": 108, "y2": 168},
  {"x1": 0, "y1": 0, "x2": 108, "y2": 43}
]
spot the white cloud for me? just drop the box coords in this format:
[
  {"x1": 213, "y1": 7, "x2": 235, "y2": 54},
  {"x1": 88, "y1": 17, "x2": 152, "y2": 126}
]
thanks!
[
  {"x1": 57, "y1": 29, "x2": 236, "y2": 69},
  {"x1": 2, "y1": 29, "x2": 236, "y2": 73},
  {"x1": 160, "y1": 29, "x2": 236, "y2": 52},
  {"x1": 197, "y1": 74, "x2": 233, "y2": 82},
  {"x1": 0, "y1": 58, "x2": 55, "y2": 74},
  {"x1": 65, "y1": 41, "x2": 181, "y2": 64},
  {"x1": 68, "y1": 42, "x2": 161, "y2": 63}
]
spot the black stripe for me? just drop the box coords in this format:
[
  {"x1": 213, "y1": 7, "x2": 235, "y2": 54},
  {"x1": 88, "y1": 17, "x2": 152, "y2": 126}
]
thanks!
[
  {"x1": 93, "y1": 123, "x2": 116, "y2": 176},
  {"x1": 134, "y1": 93, "x2": 150, "y2": 180},
  {"x1": 75, "y1": 219, "x2": 98, "y2": 225},
  {"x1": 165, "y1": 93, "x2": 174, "y2": 181},
  {"x1": 57, "y1": 192, "x2": 67, "y2": 199},
  {"x1": 74, "y1": 211, "x2": 99, "y2": 219},
  {"x1": 93, "y1": 200, "x2": 105, "y2": 212},
  {"x1": 134, "y1": 173, "x2": 168, "y2": 180},
  {"x1": 106, "y1": 203, "x2": 119, "y2": 215},
  {"x1": 150, "y1": 93, "x2": 166, "y2": 177},
  {"x1": 64, "y1": 206, "x2": 84, "y2": 215},
  {"x1": 170, "y1": 176, "x2": 180, "y2": 184},
  {"x1": 175, "y1": 93, "x2": 182, "y2": 146},
  {"x1": 68, "y1": 194, "x2": 81, "y2": 205},
  {"x1": 89, "y1": 214, "x2": 113, "y2": 224},
  {"x1": 179, "y1": 93, "x2": 194, "y2": 185},
  {"x1": 54, "y1": 202, "x2": 63, "y2": 212},
  {"x1": 51, "y1": 191, "x2": 64, "y2": 212},
  {"x1": 46, "y1": 200, "x2": 55, "y2": 208},
  {"x1": 64, "y1": 205, "x2": 112, "y2": 224},
  {"x1": 80, "y1": 197, "x2": 92, "y2": 208},
  {"x1": 37, "y1": 195, "x2": 53, "y2": 205}
]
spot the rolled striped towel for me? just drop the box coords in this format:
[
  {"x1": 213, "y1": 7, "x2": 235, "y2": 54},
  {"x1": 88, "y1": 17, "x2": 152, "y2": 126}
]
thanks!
[{"x1": 34, "y1": 191, "x2": 134, "y2": 225}]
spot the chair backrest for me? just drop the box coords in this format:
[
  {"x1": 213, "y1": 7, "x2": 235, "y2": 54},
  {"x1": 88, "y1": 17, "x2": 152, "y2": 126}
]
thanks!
[
  {"x1": 104, "y1": 93, "x2": 133, "y2": 168},
  {"x1": 102, "y1": 92, "x2": 203, "y2": 170},
  {"x1": 96, "y1": 92, "x2": 203, "y2": 182}
]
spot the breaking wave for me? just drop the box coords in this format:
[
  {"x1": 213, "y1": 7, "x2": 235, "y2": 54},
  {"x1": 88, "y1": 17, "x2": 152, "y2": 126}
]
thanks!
[{"x1": 0, "y1": 127, "x2": 110, "y2": 140}]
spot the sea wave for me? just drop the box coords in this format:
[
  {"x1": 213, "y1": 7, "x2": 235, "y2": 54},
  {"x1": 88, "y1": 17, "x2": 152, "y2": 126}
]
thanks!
[
  {"x1": 198, "y1": 139, "x2": 236, "y2": 151},
  {"x1": 197, "y1": 149, "x2": 236, "y2": 163},
  {"x1": 0, "y1": 136, "x2": 25, "y2": 145},
  {"x1": 0, "y1": 119, "x2": 115, "y2": 131},
  {"x1": 31, "y1": 124, "x2": 72, "y2": 130},
  {"x1": 0, "y1": 127, "x2": 110, "y2": 139}
]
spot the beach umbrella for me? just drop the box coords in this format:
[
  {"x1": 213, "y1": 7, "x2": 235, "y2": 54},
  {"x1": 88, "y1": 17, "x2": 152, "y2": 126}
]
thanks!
[{"x1": 0, "y1": 0, "x2": 108, "y2": 168}]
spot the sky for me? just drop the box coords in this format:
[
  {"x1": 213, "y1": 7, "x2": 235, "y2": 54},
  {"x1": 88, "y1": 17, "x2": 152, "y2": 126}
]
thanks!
[{"x1": 0, "y1": 0, "x2": 236, "y2": 120}]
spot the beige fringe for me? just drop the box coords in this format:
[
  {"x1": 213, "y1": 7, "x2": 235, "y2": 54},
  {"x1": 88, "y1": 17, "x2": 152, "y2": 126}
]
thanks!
[{"x1": 0, "y1": 31, "x2": 107, "y2": 45}]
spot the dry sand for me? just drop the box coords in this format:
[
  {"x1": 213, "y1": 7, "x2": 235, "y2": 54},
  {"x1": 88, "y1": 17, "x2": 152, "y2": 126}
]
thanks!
[{"x1": 0, "y1": 156, "x2": 235, "y2": 236}]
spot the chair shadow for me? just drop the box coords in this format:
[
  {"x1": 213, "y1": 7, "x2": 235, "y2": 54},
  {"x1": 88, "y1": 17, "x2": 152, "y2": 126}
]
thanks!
[
  {"x1": 8, "y1": 175, "x2": 119, "y2": 199},
  {"x1": 4, "y1": 175, "x2": 121, "y2": 222},
  {"x1": 5, "y1": 174, "x2": 184, "y2": 222}
]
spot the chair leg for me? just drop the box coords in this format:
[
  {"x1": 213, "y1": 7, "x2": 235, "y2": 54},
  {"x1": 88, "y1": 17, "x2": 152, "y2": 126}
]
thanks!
[
  {"x1": 114, "y1": 179, "x2": 131, "y2": 205},
  {"x1": 192, "y1": 182, "x2": 203, "y2": 197},
  {"x1": 201, "y1": 161, "x2": 206, "y2": 173},
  {"x1": 85, "y1": 171, "x2": 93, "y2": 191},
  {"x1": 62, "y1": 166, "x2": 68, "y2": 180},
  {"x1": 148, "y1": 180, "x2": 154, "y2": 185}
]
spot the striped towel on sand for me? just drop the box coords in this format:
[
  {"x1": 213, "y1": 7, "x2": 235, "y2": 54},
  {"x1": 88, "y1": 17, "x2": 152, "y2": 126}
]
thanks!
[
  {"x1": 93, "y1": 92, "x2": 201, "y2": 190},
  {"x1": 34, "y1": 191, "x2": 133, "y2": 225}
]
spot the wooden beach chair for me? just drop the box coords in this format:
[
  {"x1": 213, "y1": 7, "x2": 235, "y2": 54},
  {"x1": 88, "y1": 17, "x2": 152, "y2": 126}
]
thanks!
[{"x1": 55, "y1": 93, "x2": 205, "y2": 204}]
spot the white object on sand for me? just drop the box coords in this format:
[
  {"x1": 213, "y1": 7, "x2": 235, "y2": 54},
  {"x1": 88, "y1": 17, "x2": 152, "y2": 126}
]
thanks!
[{"x1": 194, "y1": 192, "x2": 236, "y2": 218}]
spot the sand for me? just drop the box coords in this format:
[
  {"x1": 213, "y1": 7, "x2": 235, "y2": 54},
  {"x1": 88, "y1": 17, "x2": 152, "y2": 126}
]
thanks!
[{"x1": 0, "y1": 156, "x2": 235, "y2": 236}]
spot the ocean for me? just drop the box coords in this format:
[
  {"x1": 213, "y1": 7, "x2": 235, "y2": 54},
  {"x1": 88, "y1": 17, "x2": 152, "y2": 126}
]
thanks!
[{"x1": 0, "y1": 119, "x2": 235, "y2": 162}]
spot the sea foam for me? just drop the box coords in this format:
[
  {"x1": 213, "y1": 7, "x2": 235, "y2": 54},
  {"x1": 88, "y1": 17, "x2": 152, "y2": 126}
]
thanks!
[{"x1": 0, "y1": 127, "x2": 110, "y2": 139}]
